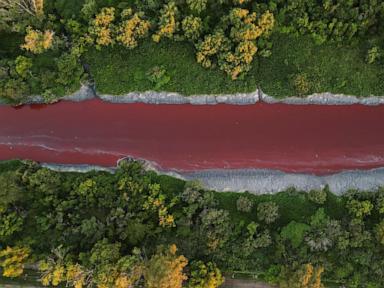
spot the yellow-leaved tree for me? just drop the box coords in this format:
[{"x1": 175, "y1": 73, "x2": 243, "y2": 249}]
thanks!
[
  {"x1": 187, "y1": 261, "x2": 224, "y2": 288},
  {"x1": 195, "y1": 8, "x2": 274, "y2": 79},
  {"x1": 0, "y1": 246, "x2": 30, "y2": 278},
  {"x1": 281, "y1": 263, "x2": 325, "y2": 288},
  {"x1": 116, "y1": 8, "x2": 151, "y2": 49},
  {"x1": 145, "y1": 244, "x2": 188, "y2": 288},
  {"x1": 152, "y1": 1, "x2": 179, "y2": 43},
  {"x1": 21, "y1": 26, "x2": 54, "y2": 54},
  {"x1": 89, "y1": 7, "x2": 116, "y2": 48}
]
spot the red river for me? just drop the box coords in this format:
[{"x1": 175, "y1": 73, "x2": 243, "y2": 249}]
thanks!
[{"x1": 0, "y1": 99, "x2": 383, "y2": 175}]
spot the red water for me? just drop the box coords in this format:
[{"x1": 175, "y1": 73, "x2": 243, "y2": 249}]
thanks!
[{"x1": 0, "y1": 99, "x2": 383, "y2": 174}]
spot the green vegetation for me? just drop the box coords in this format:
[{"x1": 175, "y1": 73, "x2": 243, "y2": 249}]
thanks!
[
  {"x1": 86, "y1": 33, "x2": 384, "y2": 97},
  {"x1": 257, "y1": 33, "x2": 384, "y2": 97},
  {"x1": 84, "y1": 40, "x2": 258, "y2": 95},
  {"x1": 1, "y1": 0, "x2": 384, "y2": 103},
  {"x1": 1, "y1": 160, "x2": 384, "y2": 287}
]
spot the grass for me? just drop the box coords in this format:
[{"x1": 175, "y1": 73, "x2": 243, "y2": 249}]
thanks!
[
  {"x1": 257, "y1": 33, "x2": 384, "y2": 97},
  {"x1": 84, "y1": 33, "x2": 384, "y2": 97}
]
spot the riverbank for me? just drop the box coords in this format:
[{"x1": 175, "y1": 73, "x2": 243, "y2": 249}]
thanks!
[{"x1": 5, "y1": 84, "x2": 384, "y2": 106}]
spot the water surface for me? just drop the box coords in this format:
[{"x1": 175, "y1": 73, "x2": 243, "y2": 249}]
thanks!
[{"x1": 0, "y1": 99, "x2": 383, "y2": 174}]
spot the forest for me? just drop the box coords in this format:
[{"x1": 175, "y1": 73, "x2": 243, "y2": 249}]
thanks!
[
  {"x1": 0, "y1": 0, "x2": 383, "y2": 103},
  {"x1": 1, "y1": 160, "x2": 384, "y2": 287}
]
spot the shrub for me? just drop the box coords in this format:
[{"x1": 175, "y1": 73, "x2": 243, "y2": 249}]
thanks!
[
  {"x1": 236, "y1": 195, "x2": 253, "y2": 212},
  {"x1": 146, "y1": 66, "x2": 171, "y2": 90},
  {"x1": 15, "y1": 56, "x2": 32, "y2": 78},
  {"x1": 308, "y1": 189, "x2": 327, "y2": 205},
  {"x1": 366, "y1": 46, "x2": 381, "y2": 64},
  {"x1": 0, "y1": 246, "x2": 30, "y2": 278},
  {"x1": 257, "y1": 201, "x2": 279, "y2": 224},
  {"x1": 293, "y1": 73, "x2": 310, "y2": 95}
]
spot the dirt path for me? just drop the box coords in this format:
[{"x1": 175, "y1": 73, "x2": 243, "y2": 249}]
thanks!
[{"x1": 222, "y1": 278, "x2": 277, "y2": 288}]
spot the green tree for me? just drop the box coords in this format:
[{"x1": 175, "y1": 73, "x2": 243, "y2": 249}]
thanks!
[
  {"x1": 346, "y1": 199, "x2": 373, "y2": 219},
  {"x1": 375, "y1": 220, "x2": 384, "y2": 245},
  {"x1": 236, "y1": 195, "x2": 253, "y2": 212},
  {"x1": 257, "y1": 201, "x2": 279, "y2": 224},
  {"x1": 308, "y1": 189, "x2": 327, "y2": 204},
  {"x1": 280, "y1": 221, "x2": 310, "y2": 248},
  {"x1": 199, "y1": 208, "x2": 231, "y2": 250},
  {"x1": 0, "y1": 171, "x2": 23, "y2": 210},
  {"x1": 186, "y1": 0, "x2": 208, "y2": 14}
]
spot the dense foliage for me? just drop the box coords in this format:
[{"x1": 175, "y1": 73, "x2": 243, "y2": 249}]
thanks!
[
  {"x1": 1, "y1": 160, "x2": 384, "y2": 287},
  {"x1": 0, "y1": 0, "x2": 383, "y2": 102}
]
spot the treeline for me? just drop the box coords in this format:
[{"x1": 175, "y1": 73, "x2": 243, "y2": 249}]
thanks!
[
  {"x1": 1, "y1": 160, "x2": 384, "y2": 287},
  {"x1": 0, "y1": 0, "x2": 383, "y2": 103}
]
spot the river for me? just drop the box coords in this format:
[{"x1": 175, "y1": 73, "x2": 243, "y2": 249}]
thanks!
[{"x1": 0, "y1": 99, "x2": 383, "y2": 175}]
